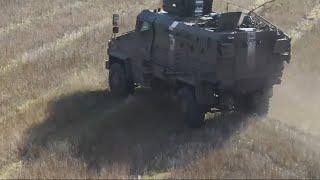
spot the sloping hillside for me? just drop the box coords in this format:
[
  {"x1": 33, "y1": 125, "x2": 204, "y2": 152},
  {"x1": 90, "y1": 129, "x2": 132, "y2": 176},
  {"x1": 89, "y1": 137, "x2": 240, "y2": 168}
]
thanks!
[{"x1": 0, "y1": 0, "x2": 320, "y2": 179}]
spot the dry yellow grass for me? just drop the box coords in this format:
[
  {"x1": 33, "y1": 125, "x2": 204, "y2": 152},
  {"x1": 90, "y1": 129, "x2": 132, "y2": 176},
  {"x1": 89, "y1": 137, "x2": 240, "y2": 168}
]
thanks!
[
  {"x1": 171, "y1": 119, "x2": 320, "y2": 179},
  {"x1": 1, "y1": 0, "x2": 320, "y2": 179},
  {"x1": 0, "y1": 0, "x2": 160, "y2": 177}
]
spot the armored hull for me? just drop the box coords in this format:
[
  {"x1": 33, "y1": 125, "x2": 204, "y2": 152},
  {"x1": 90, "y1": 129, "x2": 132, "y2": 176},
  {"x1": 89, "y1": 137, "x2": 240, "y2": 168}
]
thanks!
[{"x1": 106, "y1": 1, "x2": 291, "y2": 127}]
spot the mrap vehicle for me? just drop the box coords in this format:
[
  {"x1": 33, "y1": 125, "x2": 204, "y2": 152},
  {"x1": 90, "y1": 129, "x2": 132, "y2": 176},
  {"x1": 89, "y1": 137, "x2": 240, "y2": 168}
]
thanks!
[{"x1": 106, "y1": 0, "x2": 291, "y2": 128}]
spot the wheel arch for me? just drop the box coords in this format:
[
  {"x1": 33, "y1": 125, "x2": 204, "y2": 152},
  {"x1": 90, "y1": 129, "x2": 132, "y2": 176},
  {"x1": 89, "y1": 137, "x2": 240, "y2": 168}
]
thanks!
[
  {"x1": 175, "y1": 79, "x2": 196, "y2": 93},
  {"x1": 108, "y1": 55, "x2": 133, "y2": 81}
]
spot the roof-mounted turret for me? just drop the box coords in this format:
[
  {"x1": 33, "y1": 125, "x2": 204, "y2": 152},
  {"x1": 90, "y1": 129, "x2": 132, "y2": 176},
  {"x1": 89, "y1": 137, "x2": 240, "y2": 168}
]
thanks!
[{"x1": 163, "y1": 0, "x2": 213, "y2": 17}]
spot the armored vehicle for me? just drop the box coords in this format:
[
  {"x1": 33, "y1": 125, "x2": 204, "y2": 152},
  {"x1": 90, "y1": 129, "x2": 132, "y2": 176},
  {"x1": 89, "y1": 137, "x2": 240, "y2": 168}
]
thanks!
[{"x1": 106, "y1": 0, "x2": 291, "y2": 128}]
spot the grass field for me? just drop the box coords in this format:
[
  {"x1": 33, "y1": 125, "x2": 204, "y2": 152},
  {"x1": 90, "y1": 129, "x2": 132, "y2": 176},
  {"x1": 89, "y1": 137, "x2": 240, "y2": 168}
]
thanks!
[{"x1": 1, "y1": 0, "x2": 320, "y2": 178}]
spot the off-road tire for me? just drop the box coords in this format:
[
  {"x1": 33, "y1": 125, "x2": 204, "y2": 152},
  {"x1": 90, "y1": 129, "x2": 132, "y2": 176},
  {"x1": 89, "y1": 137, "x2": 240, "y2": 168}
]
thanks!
[
  {"x1": 150, "y1": 78, "x2": 168, "y2": 95},
  {"x1": 252, "y1": 88, "x2": 272, "y2": 117},
  {"x1": 236, "y1": 88, "x2": 272, "y2": 117},
  {"x1": 109, "y1": 63, "x2": 134, "y2": 97},
  {"x1": 177, "y1": 87, "x2": 205, "y2": 128}
]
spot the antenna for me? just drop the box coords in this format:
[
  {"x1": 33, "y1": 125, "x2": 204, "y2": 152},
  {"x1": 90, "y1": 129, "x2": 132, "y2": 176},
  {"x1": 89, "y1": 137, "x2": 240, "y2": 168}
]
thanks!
[
  {"x1": 226, "y1": 2, "x2": 229, "y2": 12},
  {"x1": 218, "y1": 0, "x2": 250, "y2": 12},
  {"x1": 248, "y1": 0, "x2": 277, "y2": 15},
  {"x1": 218, "y1": 0, "x2": 277, "y2": 14}
]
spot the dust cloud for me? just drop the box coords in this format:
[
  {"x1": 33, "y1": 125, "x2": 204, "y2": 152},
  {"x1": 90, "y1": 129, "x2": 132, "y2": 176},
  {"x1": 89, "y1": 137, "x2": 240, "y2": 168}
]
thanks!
[{"x1": 270, "y1": 57, "x2": 320, "y2": 137}]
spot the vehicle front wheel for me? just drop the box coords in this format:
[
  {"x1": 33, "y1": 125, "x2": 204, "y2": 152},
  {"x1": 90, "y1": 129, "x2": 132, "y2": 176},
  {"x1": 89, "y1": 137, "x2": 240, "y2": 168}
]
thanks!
[
  {"x1": 177, "y1": 87, "x2": 205, "y2": 128},
  {"x1": 108, "y1": 63, "x2": 134, "y2": 97}
]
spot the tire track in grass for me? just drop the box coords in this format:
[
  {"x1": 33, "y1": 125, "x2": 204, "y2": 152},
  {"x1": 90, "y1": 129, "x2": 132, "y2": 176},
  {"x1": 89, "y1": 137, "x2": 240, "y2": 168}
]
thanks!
[
  {"x1": 0, "y1": 5, "x2": 155, "y2": 125},
  {"x1": 0, "y1": 1, "x2": 159, "y2": 177},
  {"x1": 0, "y1": 68, "x2": 104, "y2": 175},
  {"x1": 0, "y1": 18, "x2": 111, "y2": 75},
  {"x1": 0, "y1": 1, "x2": 88, "y2": 38},
  {"x1": 0, "y1": 68, "x2": 125, "y2": 179},
  {"x1": 0, "y1": 5, "x2": 140, "y2": 76},
  {"x1": 0, "y1": 15, "x2": 112, "y2": 125},
  {"x1": 0, "y1": 67, "x2": 104, "y2": 125}
]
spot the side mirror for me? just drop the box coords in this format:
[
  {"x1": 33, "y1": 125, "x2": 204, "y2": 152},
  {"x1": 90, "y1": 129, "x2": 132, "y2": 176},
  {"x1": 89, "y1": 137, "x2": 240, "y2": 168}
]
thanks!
[
  {"x1": 113, "y1": 14, "x2": 120, "y2": 26},
  {"x1": 113, "y1": 26, "x2": 119, "y2": 34}
]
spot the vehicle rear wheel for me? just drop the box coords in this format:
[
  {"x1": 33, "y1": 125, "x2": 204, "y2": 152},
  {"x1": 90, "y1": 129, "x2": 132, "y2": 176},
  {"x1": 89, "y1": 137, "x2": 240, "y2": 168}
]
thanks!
[
  {"x1": 177, "y1": 87, "x2": 205, "y2": 128},
  {"x1": 150, "y1": 78, "x2": 168, "y2": 94},
  {"x1": 236, "y1": 88, "x2": 272, "y2": 117},
  {"x1": 252, "y1": 88, "x2": 272, "y2": 117},
  {"x1": 109, "y1": 63, "x2": 134, "y2": 97}
]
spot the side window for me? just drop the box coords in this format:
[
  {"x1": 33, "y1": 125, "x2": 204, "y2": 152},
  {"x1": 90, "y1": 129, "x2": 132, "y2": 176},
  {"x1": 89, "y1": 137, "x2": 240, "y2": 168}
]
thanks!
[{"x1": 140, "y1": 21, "x2": 151, "y2": 32}]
